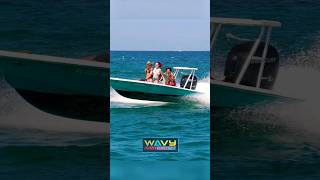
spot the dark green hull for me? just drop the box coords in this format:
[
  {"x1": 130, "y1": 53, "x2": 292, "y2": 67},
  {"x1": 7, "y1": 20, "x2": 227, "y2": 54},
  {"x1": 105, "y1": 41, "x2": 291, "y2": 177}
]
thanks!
[
  {"x1": 111, "y1": 77, "x2": 200, "y2": 102},
  {"x1": 211, "y1": 80, "x2": 301, "y2": 108},
  {"x1": 0, "y1": 50, "x2": 109, "y2": 122}
]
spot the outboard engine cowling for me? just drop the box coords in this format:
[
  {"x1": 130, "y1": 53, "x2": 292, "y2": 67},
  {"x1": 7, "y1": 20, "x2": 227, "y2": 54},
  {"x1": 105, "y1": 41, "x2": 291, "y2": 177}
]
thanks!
[
  {"x1": 180, "y1": 75, "x2": 197, "y2": 90},
  {"x1": 224, "y1": 41, "x2": 279, "y2": 90}
]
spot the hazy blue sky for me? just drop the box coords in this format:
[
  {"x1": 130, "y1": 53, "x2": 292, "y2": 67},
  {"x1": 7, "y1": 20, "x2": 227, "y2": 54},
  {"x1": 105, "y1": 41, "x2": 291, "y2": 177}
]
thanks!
[{"x1": 110, "y1": 0, "x2": 210, "y2": 51}]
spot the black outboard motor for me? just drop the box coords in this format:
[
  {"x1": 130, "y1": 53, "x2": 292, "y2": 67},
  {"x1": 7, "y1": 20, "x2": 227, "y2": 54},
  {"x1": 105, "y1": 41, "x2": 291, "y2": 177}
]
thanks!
[
  {"x1": 224, "y1": 41, "x2": 279, "y2": 90},
  {"x1": 180, "y1": 75, "x2": 198, "y2": 90}
]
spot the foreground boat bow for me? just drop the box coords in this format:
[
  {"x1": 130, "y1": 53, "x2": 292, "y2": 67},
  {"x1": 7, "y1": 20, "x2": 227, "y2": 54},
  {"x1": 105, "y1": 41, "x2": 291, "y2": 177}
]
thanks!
[{"x1": 0, "y1": 50, "x2": 109, "y2": 122}]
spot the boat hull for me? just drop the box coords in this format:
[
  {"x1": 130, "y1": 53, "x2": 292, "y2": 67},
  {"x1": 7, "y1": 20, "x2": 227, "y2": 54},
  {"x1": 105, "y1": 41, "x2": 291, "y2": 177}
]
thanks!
[
  {"x1": 211, "y1": 79, "x2": 300, "y2": 108},
  {"x1": 110, "y1": 77, "x2": 199, "y2": 102},
  {"x1": 0, "y1": 50, "x2": 109, "y2": 122},
  {"x1": 115, "y1": 90, "x2": 181, "y2": 102},
  {"x1": 16, "y1": 89, "x2": 108, "y2": 122}
]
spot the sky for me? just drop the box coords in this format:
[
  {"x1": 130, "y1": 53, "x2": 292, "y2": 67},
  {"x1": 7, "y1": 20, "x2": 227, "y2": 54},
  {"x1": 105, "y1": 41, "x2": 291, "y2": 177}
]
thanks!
[{"x1": 110, "y1": 0, "x2": 210, "y2": 51}]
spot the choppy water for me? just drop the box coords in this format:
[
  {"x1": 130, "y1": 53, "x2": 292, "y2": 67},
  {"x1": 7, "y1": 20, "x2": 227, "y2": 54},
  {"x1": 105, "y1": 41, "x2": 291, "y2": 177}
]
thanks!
[
  {"x1": 212, "y1": 0, "x2": 320, "y2": 179},
  {"x1": 110, "y1": 51, "x2": 210, "y2": 161},
  {"x1": 0, "y1": 1, "x2": 108, "y2": 179}
]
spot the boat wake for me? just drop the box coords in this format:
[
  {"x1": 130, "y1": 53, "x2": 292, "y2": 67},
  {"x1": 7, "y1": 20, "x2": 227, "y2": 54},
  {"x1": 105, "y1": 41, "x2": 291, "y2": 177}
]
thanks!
[
  {"x1": 183, "y1": 76, "x2": 210, "y2": 107},
  {"x1": 223, "y1": 42, "x2": 320, "y2": 138},
  {"x1": 271, "y1": 65, "x2": 320, "y2": 136}
]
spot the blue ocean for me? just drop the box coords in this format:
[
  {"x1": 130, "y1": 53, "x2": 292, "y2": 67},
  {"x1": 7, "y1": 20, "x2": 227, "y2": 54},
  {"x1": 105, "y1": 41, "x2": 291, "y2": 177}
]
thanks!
[
  {"x1": 110, "y1": 51, "x2": 210, "y2": 179},
  {"x1": 212, "y1": 0, "x2": 320, "y2": 179},
  {"x1": 0, "y1": 1, "x2": 108, "y2": 179}
]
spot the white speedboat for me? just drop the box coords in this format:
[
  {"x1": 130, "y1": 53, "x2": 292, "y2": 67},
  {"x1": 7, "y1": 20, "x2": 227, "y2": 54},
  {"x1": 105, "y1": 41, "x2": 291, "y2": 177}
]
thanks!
[
  {"x1": 210, "y1": 17, "x2": 302, "y2": 108},
  {"x1": 111, "y1": 67, "x2": 202, "y2": 102},
  {"x1": 0, "y1": 50, "x2": 109, "y2": 122}
]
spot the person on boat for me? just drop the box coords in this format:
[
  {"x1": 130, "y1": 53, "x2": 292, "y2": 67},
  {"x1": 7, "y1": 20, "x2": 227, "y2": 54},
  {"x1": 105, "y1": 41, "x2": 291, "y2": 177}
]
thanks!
[
  {"x1": 144, "y1": 61, "x2": 153, "y2": 82},
  {"x1": 164, "y1": 67, "x2": 176, "y2": 86},
  {"x1": 152, "y1": 62, "x2": 164, "y2": 83}
]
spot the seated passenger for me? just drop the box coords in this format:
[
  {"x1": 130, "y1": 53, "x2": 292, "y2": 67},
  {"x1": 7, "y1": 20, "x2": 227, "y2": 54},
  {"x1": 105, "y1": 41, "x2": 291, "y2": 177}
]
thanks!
[
  {"x1": 152, "y1": 62, "x2": 164, "y2": 83},
  {"x1": 144, "y1": 61, "x2": 153, "y2": 82},
  {"x1": 164, "y1": 67, "x2": 176, "y2": 86}
]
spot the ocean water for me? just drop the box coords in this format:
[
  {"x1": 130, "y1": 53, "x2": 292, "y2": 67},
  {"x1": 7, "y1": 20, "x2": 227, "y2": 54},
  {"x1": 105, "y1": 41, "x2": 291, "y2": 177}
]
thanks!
[
  {"x1": 0, "y1": 1, "x2": 108, "y2": 179},
  {"x1": 110, "y1": 51, "x2": 210, "y2": 161},
  {"x1": 212, "y1": 0, "x2": 320, "y2": 179}
]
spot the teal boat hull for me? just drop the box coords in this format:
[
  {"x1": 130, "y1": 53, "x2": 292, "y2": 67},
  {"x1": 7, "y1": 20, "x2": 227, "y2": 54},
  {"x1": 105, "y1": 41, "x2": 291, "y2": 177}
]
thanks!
[
  {"x1": 211, "y1": 79, "x2": 301, "y2": 108},
  {"x1": 0, "y1": 50, "x2": 109, "y2": 122},
  {"x1": 110, "y1": 77, "x2": 200, "y2": 102}
]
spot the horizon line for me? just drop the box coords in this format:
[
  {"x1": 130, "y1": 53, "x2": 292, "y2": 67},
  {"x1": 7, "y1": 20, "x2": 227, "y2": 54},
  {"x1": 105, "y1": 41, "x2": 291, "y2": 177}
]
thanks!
[{"x1": 110, "y1": 49, "x2": 209, "y2": 52}]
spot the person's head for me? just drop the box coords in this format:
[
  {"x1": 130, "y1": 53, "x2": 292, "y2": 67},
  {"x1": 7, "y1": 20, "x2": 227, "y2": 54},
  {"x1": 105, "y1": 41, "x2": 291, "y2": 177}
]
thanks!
[
  {"x1": 155, "y1": 62, "x2": 162, "y2": 68},
  {"x1": 146, "y1": 61, "x2": 153, "y2": 68},
  {"x1": 166, "y1": 67, "x2": 172, "y2": 73}
]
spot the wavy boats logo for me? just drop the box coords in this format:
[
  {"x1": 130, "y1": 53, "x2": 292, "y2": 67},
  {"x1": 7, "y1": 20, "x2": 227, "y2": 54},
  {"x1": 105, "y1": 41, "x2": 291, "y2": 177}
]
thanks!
[{"x1": 143, "y1": 138, "x2": 178, "y2": 152}]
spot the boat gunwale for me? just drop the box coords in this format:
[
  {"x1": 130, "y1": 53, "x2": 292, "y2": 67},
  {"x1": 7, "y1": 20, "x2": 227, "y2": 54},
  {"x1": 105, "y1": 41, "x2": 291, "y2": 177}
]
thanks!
[
  {"x1": 211, "y1": 79, "x2": 302, "y2": 101},
  {"x1": 0, "y1": 50, "x2": 109, "y2": 69},
  {"x1": 210, "y1": 17, "x2": 282, "y2": 27}
]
